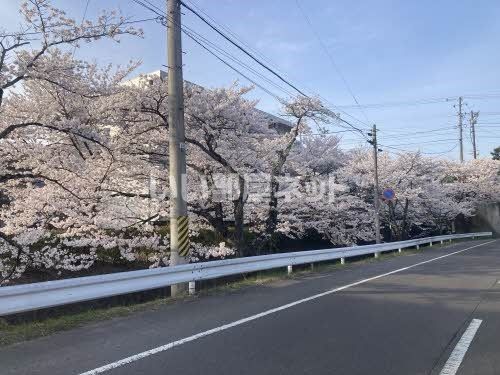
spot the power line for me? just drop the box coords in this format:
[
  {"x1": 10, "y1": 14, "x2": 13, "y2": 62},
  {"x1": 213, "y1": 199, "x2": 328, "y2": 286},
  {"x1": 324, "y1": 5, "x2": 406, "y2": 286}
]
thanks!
[
  {"x1": 179, "y1": 0, "x2": 372, "y2": 135},
  {"x1": 334, "y1": 93, "x2": 500, "y2": 110},
  {"x1": 178, "y1": 23, "x2": 295, "y2": 98},
  {"x1": 382, "y1": 133, "x2": 456, "y2": 140},
  {"x1": 464, "y1": 94, "x2": 500, "y2": 99},
  {"x1": 140, "y1": 0, "x2": 164, "y2": 14},
  {"x1": 129, "y1": 1, "x2": 481, "y2": 160},
  {"x1": 174, "y1": 25, "x2": 290, "y2": 100},
  {"x1": 303, "y1": 129, "x2": 363, "y2": 136},
  {"x1": 378, "y1": 125, "x2": 456, "y2": 133},
  {"x1": 294, "y1": 0, "x2": 371, "y2": 125},
  {"x1": 181, "y1": 0, "x2": 372, "y2": 132},
  {"x1": 380, "y1": 143, "x2": 459, "y2": 155},
  {"x1": 380, "y1": 127, "x2": 457, "y2": 139},
  {"x1": 131, "y1": 0, "x2": 288, "y2": 100},
  {"x1": 132, "y1": 0, "x2": 370, "y2": 138},
  {"x1": 182, "y1": 0, "x2": 282, "y2": 73},
  {"x1": 182, "y1": 25, "x2": 372, "y2": 137},
  {"x1": 179, "y1": 0, "x2": 309, "y2": 97},
  {"x1": 131, "y1": 0, "x2": 164, "y2": 16},
  {"x1": 185, "y1": 31, "x2": 295, "y2": 97},
  {"x1": 182, "y1": 29, "x2": 284, "y2": 101},
  {"x1": 382, "y1": 138, "x2": 457, "y2": 147},
  {"x1": 335, "y1": 97, "x2": 457, "y2": 110},
  {"x1": 420, "y1": 144, "x2": 460, "y2": 155}
]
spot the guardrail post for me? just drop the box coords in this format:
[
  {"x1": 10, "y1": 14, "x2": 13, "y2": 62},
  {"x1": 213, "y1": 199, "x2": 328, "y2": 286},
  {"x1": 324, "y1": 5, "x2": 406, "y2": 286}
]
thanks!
[
  {"x1": 310, "y1": 263, "x2": 314, "y2": 271},
  {"x1": 398, "y1": 248, "x2": 402, "y2": 253},
  {"x1": 429, "y1": 241, "x2": 433, "y2": 247},
  {"x1": 416, "y1": 244, "x2": 420, "y2": 250},
  {"x1": 188, "y1": 281, "x2": 196, "y2": 295},
  {"x1": 287, "y1": 265, "x2": 293, "y2": 275},
  {"x1": 440, "y1": 240, "x2": 444, "y2": 245},
  {"x1": 341, "y1": 257, "x2": 345, "y2": 265},
  {"x1": 374, "y1": 252, "x2": 380, "y2": 258}
]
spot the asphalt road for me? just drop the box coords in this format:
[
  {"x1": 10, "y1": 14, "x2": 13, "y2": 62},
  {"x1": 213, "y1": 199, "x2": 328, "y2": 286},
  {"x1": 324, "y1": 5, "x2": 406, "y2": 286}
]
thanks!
[{"x1": 1, "y1": 239, "x2": 498, "y2": 375}]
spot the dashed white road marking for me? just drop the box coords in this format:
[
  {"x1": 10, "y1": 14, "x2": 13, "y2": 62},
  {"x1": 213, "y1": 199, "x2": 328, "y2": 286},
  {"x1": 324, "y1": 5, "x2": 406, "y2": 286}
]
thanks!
[
  {"x1": 79, "y1": 240, "x2": 495, "y2": 375},
  {"x1": 439, "y1": 319, "x2": 483, "y2": 375}
]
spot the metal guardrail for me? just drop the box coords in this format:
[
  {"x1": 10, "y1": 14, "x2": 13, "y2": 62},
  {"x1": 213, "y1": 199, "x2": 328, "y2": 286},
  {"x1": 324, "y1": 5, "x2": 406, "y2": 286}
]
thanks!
[{"x1": 0, "y1": 232, "x2": 492, "y2": 316}]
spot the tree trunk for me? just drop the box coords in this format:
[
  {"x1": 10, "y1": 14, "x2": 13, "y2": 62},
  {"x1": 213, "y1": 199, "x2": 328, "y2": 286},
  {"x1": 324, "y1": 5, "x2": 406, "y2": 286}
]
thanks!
[
  {"x1": 265, "y1": 124, "x2": 300, "y2": 237},
  {"x1": 265, "y1": 174, "x2": 279, "y2": 236},
  {"x1": 211, "y1": 203, "x2": 223, "y2": 235},
  {"x1": 400, "y1": 198, "x2": 410, "y2": 240},
  {"x1": 206, "y1": 172, "x2": 228, "y2": 238},
  {"x1": 232, "y1": 175, "x2": 247, "y2": 255}
]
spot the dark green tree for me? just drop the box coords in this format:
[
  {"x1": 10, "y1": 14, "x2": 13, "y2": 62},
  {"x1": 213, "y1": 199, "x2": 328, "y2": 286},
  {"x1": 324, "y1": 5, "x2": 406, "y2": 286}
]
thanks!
[{"x1": 492, "y1": 146, "x2": 500, "y2": 160}]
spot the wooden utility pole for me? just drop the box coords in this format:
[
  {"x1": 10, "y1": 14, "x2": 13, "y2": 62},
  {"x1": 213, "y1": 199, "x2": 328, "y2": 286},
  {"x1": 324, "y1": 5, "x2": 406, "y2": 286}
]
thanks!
[
  {"x1": 469, "y1": 111, "x2": 479, "y2": 159},
  {"x1": 167, "y1": 0, "x2": 189, "y2": 296}
]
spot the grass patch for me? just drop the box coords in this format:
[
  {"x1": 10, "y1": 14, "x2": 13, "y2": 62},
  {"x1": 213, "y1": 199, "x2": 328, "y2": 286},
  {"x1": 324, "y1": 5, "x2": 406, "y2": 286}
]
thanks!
[
  {"x1": 0, "y1": 298, "x2": 180, "y2": 347},
  {"x1": 0, "y1": 239, "x2": 457, "y2": 347}
]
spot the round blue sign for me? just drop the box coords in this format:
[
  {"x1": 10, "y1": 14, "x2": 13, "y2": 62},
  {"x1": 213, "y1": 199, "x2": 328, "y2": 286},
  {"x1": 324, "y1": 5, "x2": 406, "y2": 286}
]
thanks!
[{"x1": 382, "y1": 188, "x2": 395, "y2": 200}]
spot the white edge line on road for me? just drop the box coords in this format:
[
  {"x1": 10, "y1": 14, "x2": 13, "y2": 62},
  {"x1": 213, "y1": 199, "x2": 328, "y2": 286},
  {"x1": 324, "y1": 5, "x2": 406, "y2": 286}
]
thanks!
[
  {"x1": 79, "y1": 240, "x2": 496, "y2": 375},
  {"x1": 439, "y1": 319, "x2": 483, "y2": 375}
]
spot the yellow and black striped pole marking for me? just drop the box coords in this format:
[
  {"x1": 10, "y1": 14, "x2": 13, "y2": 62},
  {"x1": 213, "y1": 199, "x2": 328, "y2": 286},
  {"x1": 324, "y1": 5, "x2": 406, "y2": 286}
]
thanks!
[{"x1": 177, "y1": 216, "x2": 190, "y2": 257}]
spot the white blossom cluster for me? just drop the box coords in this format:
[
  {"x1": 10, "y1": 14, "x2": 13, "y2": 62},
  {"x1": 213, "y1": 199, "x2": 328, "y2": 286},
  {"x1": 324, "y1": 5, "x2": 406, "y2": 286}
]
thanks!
[{"x1": 190, "y1": 242, "x2": 235, "y2": 263}]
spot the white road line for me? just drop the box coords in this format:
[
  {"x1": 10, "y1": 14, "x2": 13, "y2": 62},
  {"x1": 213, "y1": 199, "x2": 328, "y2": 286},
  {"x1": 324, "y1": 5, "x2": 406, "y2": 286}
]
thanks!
[
  {"x1": 439, "y1": 319, "x2": 483, "y2": 375},
  {"x1": 79, "y1": 240, "x2": 496, "y2": 375}
]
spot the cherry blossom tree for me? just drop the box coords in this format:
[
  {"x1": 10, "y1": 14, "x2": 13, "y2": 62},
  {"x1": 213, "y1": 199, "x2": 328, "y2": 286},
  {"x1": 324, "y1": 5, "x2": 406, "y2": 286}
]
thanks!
[
  {"x1": 0, "y1": 0, "x2": 143, "y2": 282},
  {"x1": 259, "y1": 96, "x2": 338, "y2": 241},
  {"x1": 118, "y1": 75, "x2": 275, "y2": 255},
  {"x1": 342, "y1": 149, "x2": 500, "y2": 240},
  {"x1": 0, "y1": 0, "x2": 142, "y2": 108}
]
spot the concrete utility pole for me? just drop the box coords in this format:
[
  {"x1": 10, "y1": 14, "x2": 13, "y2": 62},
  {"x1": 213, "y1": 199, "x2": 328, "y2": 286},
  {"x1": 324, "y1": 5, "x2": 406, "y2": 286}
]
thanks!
[
  {"x1": 457, "y1": 97, "x2": 464, "y2": 163},
  {"x1": 167, "y1": 0, "x2": 189, "y2": 296},
  {"x1": 469, "y1": 111, "x2": 479, "y2": 159},
  {"x1": 369, "y1": 124, "x2": 382, "y2": 244}
]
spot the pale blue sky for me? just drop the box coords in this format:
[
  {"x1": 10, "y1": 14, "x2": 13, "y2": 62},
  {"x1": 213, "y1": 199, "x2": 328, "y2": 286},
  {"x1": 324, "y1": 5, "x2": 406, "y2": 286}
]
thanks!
[{"x1": 2, "y1": 0, "x2": 500, "y2": 159}]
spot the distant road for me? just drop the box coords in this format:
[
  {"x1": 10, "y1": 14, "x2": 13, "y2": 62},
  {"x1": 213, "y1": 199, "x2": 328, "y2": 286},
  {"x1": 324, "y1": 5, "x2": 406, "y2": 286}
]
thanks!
[{"x1": 1, "y1": 239, "x2": 498, "y2": 375}]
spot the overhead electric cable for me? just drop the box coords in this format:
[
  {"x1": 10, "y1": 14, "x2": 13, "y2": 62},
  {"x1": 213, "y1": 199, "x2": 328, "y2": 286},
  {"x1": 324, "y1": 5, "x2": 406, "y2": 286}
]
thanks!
[
  {"x1": 179, "y1": 0, "x2": 309, "y2": 97},
  {"x1": 132, "y1": 0, "x2": 370, "y2": 139},
  {"x1": 181, "y1": 0, "x2": 372, "y2": 130},
  {"x1": 295, "y1": 0, "x2": 371, "y2": 124}
]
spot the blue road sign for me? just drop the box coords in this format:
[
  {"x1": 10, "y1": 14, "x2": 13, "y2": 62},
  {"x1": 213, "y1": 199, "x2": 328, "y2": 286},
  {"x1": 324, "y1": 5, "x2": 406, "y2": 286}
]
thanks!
[{"x1": 382, "y1": 188, "x2": 395, "y2": 200}]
